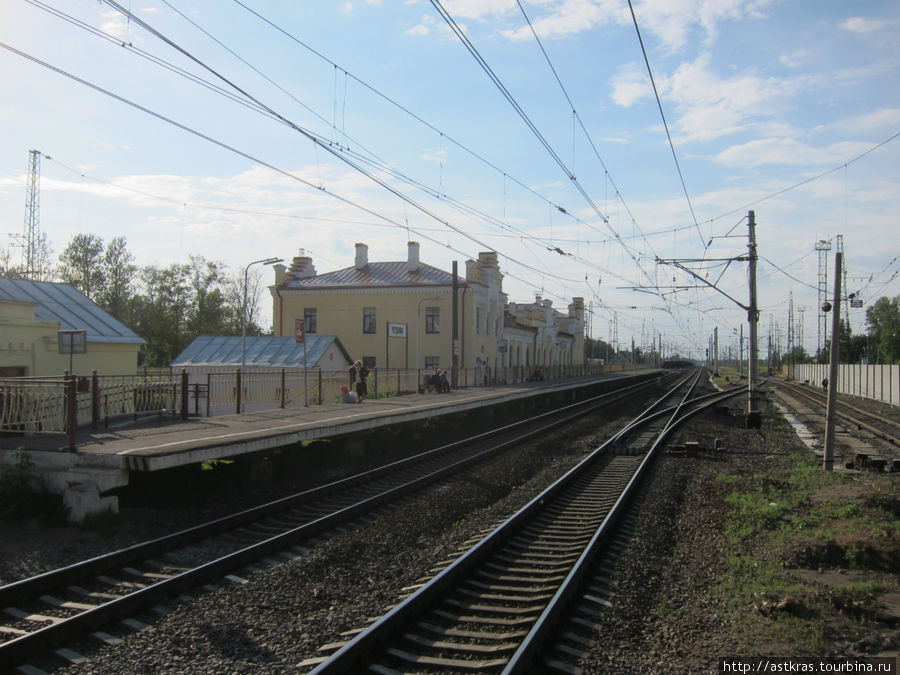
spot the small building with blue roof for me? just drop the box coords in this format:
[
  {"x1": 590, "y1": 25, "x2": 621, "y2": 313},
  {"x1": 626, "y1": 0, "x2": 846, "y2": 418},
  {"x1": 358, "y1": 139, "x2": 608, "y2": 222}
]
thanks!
[
  {"x1": 170, "y1": 335, "x2": 352, "y2": 374},
  {"x1": 0, "y1": 278, "x2": 145, "y2": 376}
]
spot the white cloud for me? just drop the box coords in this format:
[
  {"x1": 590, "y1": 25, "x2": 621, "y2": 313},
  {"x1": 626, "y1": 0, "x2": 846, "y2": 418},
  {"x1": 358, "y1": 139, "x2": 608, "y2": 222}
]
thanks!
[
  {"x1": 501, "y1": 0, "x2": 625, "y2": 41},
  {"x1": 840, "y1": 16, "x2": 888, "y2": 34},
  {"x1": 619, "y1": 0, "x2": 773, "y2": 51},
  {"x1": 405, "y1": 14, "x2": 435, "y2": 35},
  {"x1": 712, "y1": 138, "x2": 874, "y2": 168},
  {"x1": 843, "y1": 108, "x2": 900, "y2": 134},
  {"x1": 442, "y1": 0, "x2": 517, "y2": 19},
  {"x1": 419, "y1": 147, "x2": 447, "y2": 164},
  {"x1": 99, "y1": 10, "x2": 130, "y2": 39},
  {"x1": 778, "y1": 49, "x2": 809, "y2": 69},
  {"x1": 659, "y1": 53, "x2": 798, "y2": 143},
  {"x1": 610, "y1": 62, "x2": 651, "y2": 108}
]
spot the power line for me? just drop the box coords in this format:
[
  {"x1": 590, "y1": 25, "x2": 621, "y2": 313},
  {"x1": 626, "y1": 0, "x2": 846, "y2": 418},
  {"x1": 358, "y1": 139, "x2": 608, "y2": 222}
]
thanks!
[
  {"x1": 0, "y1": 40, "x2": 589, "y2": 301},
  {"x1": 227, "y1": 0, "x2": 615, "y2": 258},
  {"x1": 514, "y1": 0, "x2": 657, "y2": 262},
  {"x1": 97, "y1": 0, "x2": 637, "y2": 294},
  {"x1": 625, "y1": 0, "x2": 703, "y2": 249},
  {"x1": 706, "y1": 131, "x2": 900, "y2": 224},
  {"x1": 428, "y1": 0, "x2": 659, "y2": 294},
  {"x1": 33, "y1": 0, "x2": 574, "y2": 277}
]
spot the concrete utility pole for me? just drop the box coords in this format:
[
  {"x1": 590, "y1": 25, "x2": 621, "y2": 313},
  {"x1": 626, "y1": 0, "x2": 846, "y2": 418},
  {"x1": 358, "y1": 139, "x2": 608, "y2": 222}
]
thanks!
[
  {"x1": 823, "y1": 250, "x2": 842, "y2": 471},
  {"x1": 713, "y1": 326, "x2": 719, "y2": 375},
  {"x1": 747, "y1": 210, "x2": 761, "y2": 427},
  {"x1": 451, "y1": 261, "x2": 459, "y2": 388}
]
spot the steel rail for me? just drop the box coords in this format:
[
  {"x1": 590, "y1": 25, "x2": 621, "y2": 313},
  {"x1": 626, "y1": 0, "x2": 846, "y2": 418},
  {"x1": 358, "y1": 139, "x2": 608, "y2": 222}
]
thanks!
[
  {"x1": 502, "y1": 384, "x2": 744, "y2": 673},
  {"x1": 0, "y1": 374, "x2": 667, "y2": 669},
  {"x1": 309, "y1": 371, "x2": 740, "y2": 673},
  {"x1": 0, "y1": 375, "x2": 658, "y2": 606},
  {"x1": 771, "y1": 378, "x2": 899, "y2": 446}
]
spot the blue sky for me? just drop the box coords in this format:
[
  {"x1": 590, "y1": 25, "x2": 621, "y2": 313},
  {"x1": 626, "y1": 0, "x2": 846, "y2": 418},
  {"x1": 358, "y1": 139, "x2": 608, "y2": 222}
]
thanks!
[{"x1": 1, "y1": 0, "x2": 898, "y2": 359}]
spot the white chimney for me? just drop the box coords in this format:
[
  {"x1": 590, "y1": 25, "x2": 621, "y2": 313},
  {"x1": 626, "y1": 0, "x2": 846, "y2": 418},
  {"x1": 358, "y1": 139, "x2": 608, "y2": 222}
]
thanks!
[
  {"x1": 407, "y1": 241, "x2": 420, "y2": 272},
  {"x1": 354, "y1": 243, "x2": 368, "y2": 270}
]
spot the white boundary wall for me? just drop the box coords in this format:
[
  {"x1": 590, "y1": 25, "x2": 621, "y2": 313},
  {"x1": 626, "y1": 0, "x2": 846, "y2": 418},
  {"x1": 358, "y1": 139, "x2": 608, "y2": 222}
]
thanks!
[{"x1": 787, "y1": 363, "x2": 899, "y2": 407}]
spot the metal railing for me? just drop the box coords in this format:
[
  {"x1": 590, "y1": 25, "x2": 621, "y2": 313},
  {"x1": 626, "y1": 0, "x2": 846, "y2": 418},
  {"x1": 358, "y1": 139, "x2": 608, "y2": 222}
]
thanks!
[
  {"x1": 1, "y1": 371, "x2": 187, "y2": 450},
  {"x1": 1, "y1": 362, "x2": 643, "y2": 450}
]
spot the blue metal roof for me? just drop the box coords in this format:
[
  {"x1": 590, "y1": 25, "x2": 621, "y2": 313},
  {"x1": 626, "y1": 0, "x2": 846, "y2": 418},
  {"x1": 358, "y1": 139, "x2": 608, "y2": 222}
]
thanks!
[
  {"x1": 0, "y1": 279, "x2": 145, "y2": 344},
  {"x1": 171, "y1": 335, "x2": 350, "y2": 369}
]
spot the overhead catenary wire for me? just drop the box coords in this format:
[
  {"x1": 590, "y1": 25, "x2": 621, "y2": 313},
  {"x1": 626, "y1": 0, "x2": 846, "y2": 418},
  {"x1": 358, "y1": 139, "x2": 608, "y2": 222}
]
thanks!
[
  {"x1": 93, "y1": 1, "x2": 589, "y2": 288},
  {"x1": 512, "y1": 0, "x2": 690, "y2": 333},
  {"x1": 704, "y1": 131, "x2": 900, "y2": 225},
  {"x1": 625, "y1": 0, "x2": 703, "y2": 249},
  {"x1": 37, "y1": 0, "x2": 693, "y2": 318},
  {"x1": 92, "y1": 0, "x2": 655, "y2": 301},
  {"x1": 34, "y1": 0, "x2": 592, "y2": 276},
  {"x1": 228, "y1": 0, "x2": 610, "y2": 257},
  {"x1": 513, "y1": 0, "x2": 658, "y2": 265},
  {"x1": 428, "y1": 0, "x2": 660, "y2": 295},
  {"x1": 0, "y1": 41, "x2": 587, "y2": 305}
]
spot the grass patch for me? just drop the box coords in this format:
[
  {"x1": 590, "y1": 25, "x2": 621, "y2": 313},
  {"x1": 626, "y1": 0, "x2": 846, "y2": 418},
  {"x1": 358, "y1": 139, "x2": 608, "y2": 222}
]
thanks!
[
  {"x1": 708, "y1": 422, "x2": 899, "y2": 655},
  {"x1": 0, "y1": 448, "x2": 69, "y2": 525}
]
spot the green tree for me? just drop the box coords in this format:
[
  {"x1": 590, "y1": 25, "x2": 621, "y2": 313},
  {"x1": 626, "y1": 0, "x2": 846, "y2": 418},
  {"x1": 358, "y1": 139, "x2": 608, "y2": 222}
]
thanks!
[
  {"x1": 186, "y1": 256, "x2": 229, "y2": 336},
  {"x1": 784, "y1": 345, "x2": 811, "y2": 364},
  {"x1": 98, "y1": 236, "x2": 137, "y2": 323},
  {"x1": 865, "y1": 296, "x2": 900, "y2": 364},
  {"x1": 0, "y1": 246, "x2": 21, "y2": 279},
  {"x1": 224, "y1": 267, "x2": 269, "y2": 336},
  {"x1": 58, "y1": 233, "x2": 105, "y2": 300},
  {"x1": 2, "y1": 233, "x2": 53, "y2": 280},
  {"x1": 132, "y1": 262, "x2": 191, "y2": 367}
]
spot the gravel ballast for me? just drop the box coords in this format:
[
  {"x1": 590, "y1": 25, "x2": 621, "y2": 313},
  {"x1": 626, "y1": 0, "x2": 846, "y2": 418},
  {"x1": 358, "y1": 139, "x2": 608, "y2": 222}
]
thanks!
[{"x1": 2, "y1": 386, "x2": 897, "y2": 673}]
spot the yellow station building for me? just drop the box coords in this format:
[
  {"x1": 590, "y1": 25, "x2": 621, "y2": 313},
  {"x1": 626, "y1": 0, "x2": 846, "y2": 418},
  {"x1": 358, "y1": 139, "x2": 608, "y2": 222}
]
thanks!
[{"x1": 269, "y1": 242, "x2": 585, "y2": 377}]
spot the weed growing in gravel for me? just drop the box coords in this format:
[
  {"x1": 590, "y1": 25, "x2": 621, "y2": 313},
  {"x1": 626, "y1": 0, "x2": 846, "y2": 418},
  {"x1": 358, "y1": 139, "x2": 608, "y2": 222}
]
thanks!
[
  {"x1": 0, "y1": 448, "x2": 68, "y2": 525},
  {"x1": 710, "y1": 416, "x2": 899, "y2": 657}
]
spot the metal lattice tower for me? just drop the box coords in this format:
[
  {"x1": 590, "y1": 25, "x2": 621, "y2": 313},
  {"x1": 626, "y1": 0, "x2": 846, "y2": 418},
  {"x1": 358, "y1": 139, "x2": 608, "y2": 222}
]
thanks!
[
  {"x1": 23, "y1": 149, "x2": 41, "y2": 279},
  {"x1": 815, "y1": 238, "x2": 832, "y2": 358}
]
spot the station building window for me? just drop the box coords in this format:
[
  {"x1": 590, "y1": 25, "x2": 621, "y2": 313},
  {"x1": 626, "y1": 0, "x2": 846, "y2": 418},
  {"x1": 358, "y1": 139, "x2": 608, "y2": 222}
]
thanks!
[
  {"x1": 304, "y1": 308, "x2": 317, "y2": 333},
  {"x1": 425, "y1": 306, "x2": 440, "y2": 334},
  {"x1": 363, "y1": 307, "x2": 376, "y2": 334}
]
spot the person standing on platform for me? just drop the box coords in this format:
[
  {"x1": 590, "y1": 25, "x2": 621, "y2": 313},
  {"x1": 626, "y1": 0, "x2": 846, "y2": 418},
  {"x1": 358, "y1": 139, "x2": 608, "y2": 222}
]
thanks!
[
  {"x1": 359, "y1": 362, "x2": 370, "y2": 400},
  {"x1": 350, "y1": 360, "x2": 364, "y2": 402}
]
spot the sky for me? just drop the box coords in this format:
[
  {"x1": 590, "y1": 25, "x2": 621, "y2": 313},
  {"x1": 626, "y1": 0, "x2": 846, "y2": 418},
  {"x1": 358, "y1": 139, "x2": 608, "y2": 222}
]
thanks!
[{"x1": 1, "y1": 0, "x2": 898, "y2": 360}]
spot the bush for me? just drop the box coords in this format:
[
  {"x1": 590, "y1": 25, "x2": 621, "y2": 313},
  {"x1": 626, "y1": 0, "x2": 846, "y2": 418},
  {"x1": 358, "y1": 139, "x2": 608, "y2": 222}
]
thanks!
[{"x1": 0, "y1": 448, "x2": 69, "y2": 525}]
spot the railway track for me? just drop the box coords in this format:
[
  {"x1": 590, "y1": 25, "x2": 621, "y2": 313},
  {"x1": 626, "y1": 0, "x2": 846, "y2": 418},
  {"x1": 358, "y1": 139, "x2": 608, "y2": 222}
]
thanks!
[
  {"x1": 305, "y1": 370, "x2": 744, "y2": 673},
  {"x1": 0, "y1": 374, "x2": 673, "y2": 672},
  {"x1": 769, "y1": 378, "x2": 900, "y2": 448}
]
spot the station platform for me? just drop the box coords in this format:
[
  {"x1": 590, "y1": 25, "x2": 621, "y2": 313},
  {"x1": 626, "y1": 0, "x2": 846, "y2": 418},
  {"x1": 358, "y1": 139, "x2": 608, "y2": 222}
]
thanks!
[{"x1": 1, "y1": 373, "x2": 650, "y2": 520}]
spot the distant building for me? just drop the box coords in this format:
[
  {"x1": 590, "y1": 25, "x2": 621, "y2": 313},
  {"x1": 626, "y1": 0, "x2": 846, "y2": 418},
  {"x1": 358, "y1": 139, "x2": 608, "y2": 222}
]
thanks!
[
  {"x1": 505, "y1": 296, "x2": 585, "y2": 370},
  {"x1": 0, "y1": 279, "x2": 145, "y2": 376},
  {"x1": 268, "y1": 242, "x2": 585, "y2": 374}
]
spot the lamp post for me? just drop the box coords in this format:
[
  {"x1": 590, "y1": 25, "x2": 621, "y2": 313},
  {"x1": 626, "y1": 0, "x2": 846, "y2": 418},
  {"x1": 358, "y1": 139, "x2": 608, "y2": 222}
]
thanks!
[
  {"x1": 242, "y1": 257, "x2": 283, "y2": 371},
  {"x1": 416, "y1": 296, "x2": 442, "y2": 370}
]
